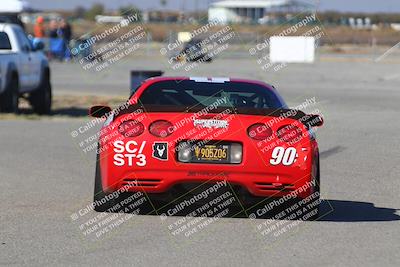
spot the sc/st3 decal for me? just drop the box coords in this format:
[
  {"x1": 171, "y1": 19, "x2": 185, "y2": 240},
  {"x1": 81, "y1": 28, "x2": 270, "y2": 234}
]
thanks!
[
  {"x1": 113, "y1": 141, "x2": 147, "y2": 166},
  {"x1": 152, "y1": 142, "x2": 168, "y2": 161}
]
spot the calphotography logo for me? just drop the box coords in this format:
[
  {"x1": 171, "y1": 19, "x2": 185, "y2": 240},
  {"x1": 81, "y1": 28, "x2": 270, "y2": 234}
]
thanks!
[{"x1": 152, "y1": 142, "x2": 168, "y2": 161}]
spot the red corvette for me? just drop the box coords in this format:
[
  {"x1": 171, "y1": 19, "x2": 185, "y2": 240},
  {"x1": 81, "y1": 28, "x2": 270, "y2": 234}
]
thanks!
[{"x1": 89, "y1": 77, "x2": 323, "y2": 217}]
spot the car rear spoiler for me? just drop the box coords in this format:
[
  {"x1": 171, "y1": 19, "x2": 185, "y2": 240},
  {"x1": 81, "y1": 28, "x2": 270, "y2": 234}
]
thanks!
[{"x1": 114, "y1": 104, "x2": 319, "y2": 128}]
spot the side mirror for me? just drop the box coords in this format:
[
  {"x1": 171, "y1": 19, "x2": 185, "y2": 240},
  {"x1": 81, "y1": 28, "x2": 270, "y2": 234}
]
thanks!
[
  {"x1": 33, "y1": 41, "x2": 45, "y2": 51},
  {"x1": 307, "y1": 114, "x2": 324, "y2": 127},
  {"x1": 89, "y1": 105, "x2": 112, "y2": 118},
  {"x1": 30, "y1": 37, "x2": 45, "y2": 51}
]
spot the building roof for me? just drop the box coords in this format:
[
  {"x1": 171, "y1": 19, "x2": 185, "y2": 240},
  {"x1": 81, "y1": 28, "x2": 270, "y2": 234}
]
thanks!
[
  {"x1": 211, "y1": 0, "x2": 312, "y2": 9},
  {"x1": 0, "y1": 0, "x2": 31, "y2": 13}
]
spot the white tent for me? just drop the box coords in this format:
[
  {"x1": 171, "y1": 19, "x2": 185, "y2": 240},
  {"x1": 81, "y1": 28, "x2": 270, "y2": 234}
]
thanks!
[{"x1": 0, "y1": 0, "x2": 31, "y2": 14}]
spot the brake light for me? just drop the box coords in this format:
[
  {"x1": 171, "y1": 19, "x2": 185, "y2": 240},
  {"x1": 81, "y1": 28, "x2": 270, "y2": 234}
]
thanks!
[
  {"x1": 247, "y1": 123, "x2": 273, "y2": 140},
  {"x1": 118, "y1": 120, "x2": 144, "y2": 137},
  {"x1": 149, "y1": 120, "x2": 174, "y2": 137},
  {"x1": 277, "y1": 124, "x2": 302, "y2": 144}
]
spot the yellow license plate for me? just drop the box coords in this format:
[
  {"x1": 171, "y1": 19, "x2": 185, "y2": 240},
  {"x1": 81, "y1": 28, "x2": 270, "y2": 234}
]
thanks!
[{"x1": 193, "y1": 144, "x2": 230, "y2": 163}]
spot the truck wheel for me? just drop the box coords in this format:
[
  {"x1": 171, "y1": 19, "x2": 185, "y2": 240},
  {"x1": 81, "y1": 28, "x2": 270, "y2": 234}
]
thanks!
[
  {"x1": 29, "y1": 70, "x2": 52, "y2": 114},
  {"x1": 0, "y1": 74, "x2": 19, "y2": 113}
]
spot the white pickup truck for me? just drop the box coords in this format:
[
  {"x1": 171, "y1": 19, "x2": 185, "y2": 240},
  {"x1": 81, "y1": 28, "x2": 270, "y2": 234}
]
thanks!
[{"x1": 0, "y1": 23, "x2": 51, "y2": 114}]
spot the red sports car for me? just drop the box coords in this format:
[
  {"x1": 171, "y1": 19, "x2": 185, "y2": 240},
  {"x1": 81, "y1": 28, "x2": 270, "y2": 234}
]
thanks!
[{"x1": 89, "y1": 77, "x2": 323, "y2": 218}]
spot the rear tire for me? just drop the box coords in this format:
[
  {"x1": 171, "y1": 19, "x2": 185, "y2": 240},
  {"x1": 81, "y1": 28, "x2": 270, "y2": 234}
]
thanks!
[
  {"x1": 29, "y1": 69, "x2": 52, "y2": 114},
  {"x1": 93, "y1": 153, "x2": 117, "y2": 212},
  {"x1": 305, "y1": 155, "x2": 321, "y2": 221},
  {"x1": 0, "y1": 74, "x2": 19, "y2": 113}
]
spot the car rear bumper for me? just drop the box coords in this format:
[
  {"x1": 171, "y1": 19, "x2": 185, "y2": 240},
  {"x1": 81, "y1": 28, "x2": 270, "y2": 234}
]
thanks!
[{"x1": 100, "y1": 161, "x2": 314, "y2": 199}]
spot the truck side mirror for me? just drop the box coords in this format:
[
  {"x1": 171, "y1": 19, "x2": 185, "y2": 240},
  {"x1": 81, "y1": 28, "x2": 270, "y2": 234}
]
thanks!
[{"x1": 33, "y1": 41, "x2": 45, "y2": 51}]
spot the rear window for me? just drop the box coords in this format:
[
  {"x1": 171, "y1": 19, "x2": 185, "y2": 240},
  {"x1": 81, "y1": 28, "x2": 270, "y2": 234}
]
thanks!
[
  {"x1": 0, "y1": 32, "x2": 12, "y2": 50},
  {"x1": 138, "y1": 80, "x2": 286, "y2": 109}
]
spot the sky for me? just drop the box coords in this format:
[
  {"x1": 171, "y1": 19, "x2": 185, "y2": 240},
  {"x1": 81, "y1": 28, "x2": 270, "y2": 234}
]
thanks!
[{"x1": 27, "y1": 0, "x2": 400, "y2": 13}]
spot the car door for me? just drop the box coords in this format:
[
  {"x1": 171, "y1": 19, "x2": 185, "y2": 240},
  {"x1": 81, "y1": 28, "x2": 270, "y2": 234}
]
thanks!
[
  {"x1": 20, "y1": 33, "x2": 42, "y2": 88},
  {"x1": 28, "y1": 47, "x2": 43, "y2": 88},
  {"x1": 14, "y1": 27, "x2": 37, "y2": 91}
]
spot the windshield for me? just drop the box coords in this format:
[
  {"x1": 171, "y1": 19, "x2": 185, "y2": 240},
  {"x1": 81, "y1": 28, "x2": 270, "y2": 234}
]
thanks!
[{"x1": 138, "y1": 80, "x2": 286, "y2": 109}]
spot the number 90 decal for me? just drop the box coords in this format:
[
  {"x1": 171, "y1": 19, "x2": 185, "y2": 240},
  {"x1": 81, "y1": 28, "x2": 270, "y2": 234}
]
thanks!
[{"x1": 270, "y1": 147, "x2": 298, "y2": 166}]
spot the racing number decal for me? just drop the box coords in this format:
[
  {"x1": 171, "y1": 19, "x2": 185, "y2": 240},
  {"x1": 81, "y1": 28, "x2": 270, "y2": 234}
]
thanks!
[
  {"x1": 113, "y1": 141, "x2": 147, "y2": 167},
  {"x1": 270, "y1": 147, "x2": 298, "y2": 166}
]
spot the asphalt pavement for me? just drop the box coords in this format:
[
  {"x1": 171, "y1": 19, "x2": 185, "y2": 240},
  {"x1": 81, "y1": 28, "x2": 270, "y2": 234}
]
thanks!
[{"x1": 1, "y1": 54, "x2": 399, "y2": 266}]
